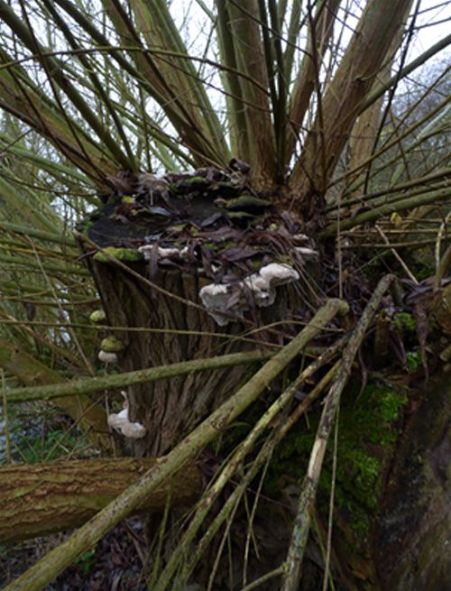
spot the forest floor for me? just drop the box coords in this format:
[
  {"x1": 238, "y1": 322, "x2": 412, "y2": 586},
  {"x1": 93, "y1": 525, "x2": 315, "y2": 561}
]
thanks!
[{"x1": 1, "y1": 518, "x2": 148, "y2": 591}]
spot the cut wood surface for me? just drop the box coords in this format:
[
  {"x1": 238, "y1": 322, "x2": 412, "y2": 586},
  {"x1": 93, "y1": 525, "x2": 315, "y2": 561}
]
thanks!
[{"x1": 0, "y1": 458, "x2": 202, "y2": 543}]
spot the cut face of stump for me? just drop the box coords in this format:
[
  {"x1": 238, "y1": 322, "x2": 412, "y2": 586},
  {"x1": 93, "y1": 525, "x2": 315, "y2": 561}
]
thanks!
[{"x1": 81, "y1": 166, "x2": 320, "y2": 456}]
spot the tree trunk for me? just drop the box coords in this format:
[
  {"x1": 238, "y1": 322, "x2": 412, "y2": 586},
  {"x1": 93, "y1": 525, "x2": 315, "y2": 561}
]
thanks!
[
  {"x1": 291, "y1": 0, "x2": 413, "y2": 204},
  {"x1": 0, "y1": 458, "x2": 201, "y2": 543},
  {"x1": 372, "y1": 373, "x2": 451, "y2": 591},
  {"x1": 87, "y1": 257, "x2": 295, "y2": 456}
]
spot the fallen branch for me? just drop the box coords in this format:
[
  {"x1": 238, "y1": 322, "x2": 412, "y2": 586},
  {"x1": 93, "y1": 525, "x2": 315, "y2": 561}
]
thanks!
[
  {"x1": 0, "y1": 458, "x2": 201, "y2": 543},
  {"x1": 3, "y1": 350, "x2": 271, "y2": 404},
  {"x1": 4, "y1": 298, "x2": 348, "y2": 591}
]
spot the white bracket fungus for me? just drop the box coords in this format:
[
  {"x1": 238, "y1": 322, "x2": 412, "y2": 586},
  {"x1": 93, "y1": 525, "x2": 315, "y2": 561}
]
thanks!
[
  {"x1": 200, "y1": 262, "x2": 299, "y2": 326},
  {"x1": 98, "y1": 350, "x2": 118, "y2": 364},
  {"x1": 107, "y1": 392, "x2": 147, "y2": 439},
  {"x1": 295, "y1": 247, "x2": 319, "y2": 260},
  {"x1": 138, "y1": 244, "x2": 190, "y2": 261}
]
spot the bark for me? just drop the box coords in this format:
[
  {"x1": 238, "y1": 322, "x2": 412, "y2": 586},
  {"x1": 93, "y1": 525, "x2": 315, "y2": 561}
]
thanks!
[
  {"x1": 291, "y1": 0, "x2": 413, "y2": 205},
  {"x1": 224, "y1": 0, "x2": 276, "y2": 184},
  {"x1": 0, "y1": 458, "x2": 202, "y2": 543},
  {"x1": 286, "y1": 0, "x2": 340, "y2": 159},
  {"x1": 373, "y1": 374, "x2": 451, "y2": 591},
  {"x1": 87, "y1": 257, "x2": 300, "y2": 456},
  {"x1": 347, "y1": 28, "x2": 405, "y2": 201}
]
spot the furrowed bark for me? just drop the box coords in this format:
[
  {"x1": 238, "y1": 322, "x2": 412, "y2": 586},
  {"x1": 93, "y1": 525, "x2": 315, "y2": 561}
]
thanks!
[
  {"x1": 347, "y1": 27, "x2": 405, "y2": 201},
  {"x1": 222, "y1": 0, "x2": 276, "y2": 185},
  {"x1": 286, "y1": 0, "x2": 340, "y2": 160},
  {"x1": 0, "y1": 458, "x2": 201, "y2": 543}
]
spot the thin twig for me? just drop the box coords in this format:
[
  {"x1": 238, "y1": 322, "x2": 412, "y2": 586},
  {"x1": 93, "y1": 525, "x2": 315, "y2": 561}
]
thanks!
[{"x1": 1, "y1": 369, "x2": 12, "y2": 463}]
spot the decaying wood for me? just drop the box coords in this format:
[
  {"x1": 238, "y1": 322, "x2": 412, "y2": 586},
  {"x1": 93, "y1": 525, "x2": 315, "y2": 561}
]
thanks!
[{"x1": 0, "y1": 458, "x2": 202, "y2": 543}]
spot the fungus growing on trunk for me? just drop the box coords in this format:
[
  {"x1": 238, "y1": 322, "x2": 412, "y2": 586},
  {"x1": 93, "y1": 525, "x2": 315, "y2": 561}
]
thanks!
[
  {"x1": 108, "y1": 392, "x2": 147, "y2": 439},
  {"x1": 200, "y1": 263, "x2": 300, "y2": 325},
  {"x1": 81, "y1": 164, "x2": 321, "y2": 454}
]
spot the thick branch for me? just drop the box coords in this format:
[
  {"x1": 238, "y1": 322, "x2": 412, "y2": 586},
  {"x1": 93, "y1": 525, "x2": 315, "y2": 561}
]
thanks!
[
  {"x1": 0, "y1": 458, "x2": 201, "y2": 543},
  {"x1": 224, "y1": 0, "x2": 276, "y2": 183},
  {"x1": 291, "y1": 0, "x2": 412, "y2": 199},
  {"x1": 286, "y1": 0, "x2": 340, "y2": 160}
]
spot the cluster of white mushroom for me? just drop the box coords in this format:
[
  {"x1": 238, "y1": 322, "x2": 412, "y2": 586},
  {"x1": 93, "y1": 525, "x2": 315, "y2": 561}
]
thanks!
[
  {"x1": 107, "y1": 391, "x2": 147, "y2": 439},
  {"x1": 90, "y1": 311, "x2": 146, "y2": 439},
  {"x1": 199, "y1": 262, "x2": 300, "y2": 326}
]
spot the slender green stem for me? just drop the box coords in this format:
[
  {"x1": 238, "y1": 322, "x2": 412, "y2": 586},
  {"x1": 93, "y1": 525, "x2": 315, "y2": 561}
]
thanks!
[{"x1": 4, "y1": 351, "x2": 270, "y2": 404}]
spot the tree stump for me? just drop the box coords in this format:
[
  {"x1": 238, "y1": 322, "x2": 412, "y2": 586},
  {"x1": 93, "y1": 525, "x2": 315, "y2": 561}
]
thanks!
[
  {"x1": 88, "y1": 259, "x2": 298, "y2": 456},
  {"x1": 80, "y1": 167, "x2": 318, "y2": 456}
]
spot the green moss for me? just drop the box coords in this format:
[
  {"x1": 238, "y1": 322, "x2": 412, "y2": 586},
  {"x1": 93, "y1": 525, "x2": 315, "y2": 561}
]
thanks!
[
  {"x1": 121, "y1": 195, "x2": 135, "y2": 204},
  {"x1": 393, "y1": 312, "x2": 416, "y2": 333},
  {"x1": 266, "y1": 382, "x2": 408, "y2": 547},
  {"x1": 89, "y1": 309, "x2": 106, "y2": 324},
  {"x1": 93, "y1": 247, "x2": 143, "y2": 263},
  {"x1": 226, "y1": 211, "x2": 255, "y2": 220},
  {"x1": 100, "y1": 336, "x2": 124, "y2": 352},
  {"x1": 179, "y1": 176, "x2": 208, "y2": 188},
  {"x1": 332, "y1": 385, "x2": 407, "y2": 511},
  {"x1": 220, "y1": 195, "x2": 271, "y2": 210},
  {"x1": 275, "y1": 254, "x2": 293, "y2": 265},
  {"x1": 406, "y1": 350, "x2": 421, "y2": 372}
]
